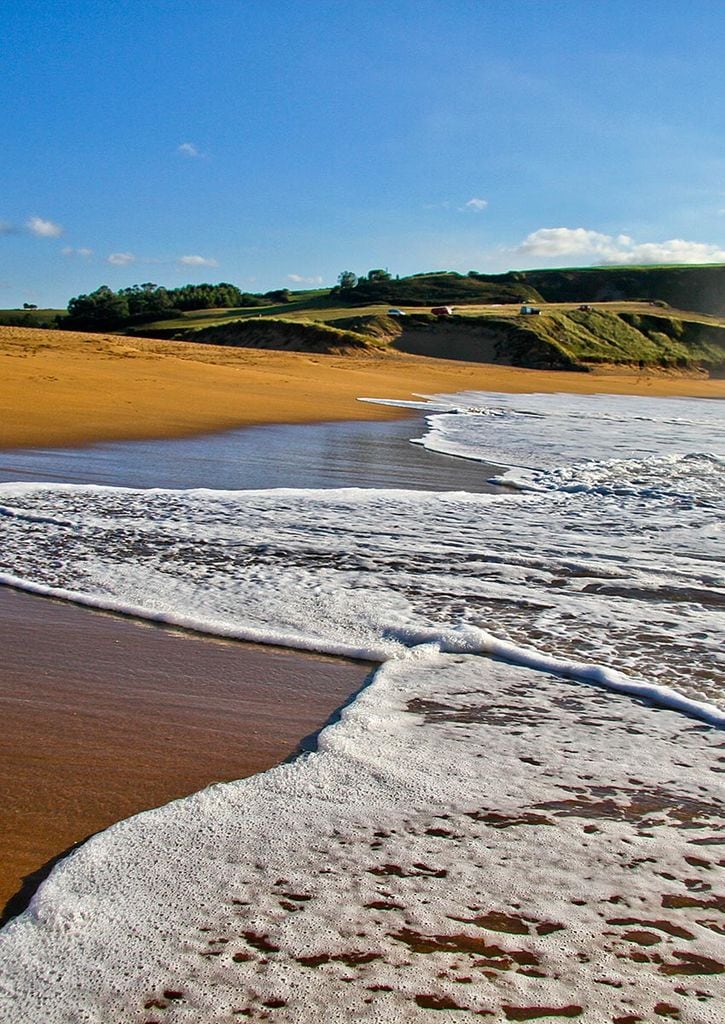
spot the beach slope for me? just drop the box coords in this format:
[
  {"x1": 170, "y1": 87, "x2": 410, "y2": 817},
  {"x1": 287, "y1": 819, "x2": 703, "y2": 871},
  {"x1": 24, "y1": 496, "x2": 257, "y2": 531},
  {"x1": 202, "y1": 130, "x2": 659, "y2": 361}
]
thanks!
[{"x1": 1, "y1": 325, "x2": 722, "y2": 450}]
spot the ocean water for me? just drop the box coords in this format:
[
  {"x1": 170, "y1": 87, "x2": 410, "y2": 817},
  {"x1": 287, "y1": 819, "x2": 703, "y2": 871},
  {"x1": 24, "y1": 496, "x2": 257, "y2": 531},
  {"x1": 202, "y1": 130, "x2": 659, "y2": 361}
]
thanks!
[
  {"x1": 0, "y1": 391, "x2": 723, "y2": 1022},
  {"x1": 0, "y1": 417, "x2": 500, "y2": 493}
]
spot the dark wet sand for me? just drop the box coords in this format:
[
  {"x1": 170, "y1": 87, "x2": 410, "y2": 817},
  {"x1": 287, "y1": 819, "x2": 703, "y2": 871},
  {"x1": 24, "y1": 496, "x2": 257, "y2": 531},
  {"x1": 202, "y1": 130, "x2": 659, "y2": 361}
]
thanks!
[{"x1": 0, "y1": 587, "x2": 372, "y2": 920}]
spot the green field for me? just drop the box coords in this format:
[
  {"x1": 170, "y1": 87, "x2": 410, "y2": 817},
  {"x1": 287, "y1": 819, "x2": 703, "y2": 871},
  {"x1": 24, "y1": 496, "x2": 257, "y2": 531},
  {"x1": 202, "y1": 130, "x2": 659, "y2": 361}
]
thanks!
[{"x1": 0, "y1": 308, "x2": 66, "y2": 328}]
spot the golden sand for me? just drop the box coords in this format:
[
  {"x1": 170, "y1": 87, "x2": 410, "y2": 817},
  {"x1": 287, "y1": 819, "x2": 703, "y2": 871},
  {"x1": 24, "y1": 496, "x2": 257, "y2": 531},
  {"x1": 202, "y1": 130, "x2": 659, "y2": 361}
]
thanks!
[{"x1": 1, "y1": 324, "x2": 722, "y2": 450}]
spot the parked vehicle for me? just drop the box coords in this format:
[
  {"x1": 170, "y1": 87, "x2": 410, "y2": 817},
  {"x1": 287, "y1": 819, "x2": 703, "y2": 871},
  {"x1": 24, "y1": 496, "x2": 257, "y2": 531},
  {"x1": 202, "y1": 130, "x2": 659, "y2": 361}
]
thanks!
[
  {"x1": 431, "y1": 306, "x2": 453, "y2": 316},
  {"x1": 519, "y1": 305, "x2": 541, "y2": 315},
  {"x1": 387, "y1": 308, "x2": 406, "y2": 316}
]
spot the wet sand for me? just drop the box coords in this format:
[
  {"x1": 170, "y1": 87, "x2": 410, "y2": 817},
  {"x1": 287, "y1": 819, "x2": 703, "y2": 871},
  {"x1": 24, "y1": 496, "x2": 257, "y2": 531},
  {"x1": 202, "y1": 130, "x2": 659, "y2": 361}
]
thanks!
[{"x1": 0, "y1": 587, "x2": 372, "y2": 921}]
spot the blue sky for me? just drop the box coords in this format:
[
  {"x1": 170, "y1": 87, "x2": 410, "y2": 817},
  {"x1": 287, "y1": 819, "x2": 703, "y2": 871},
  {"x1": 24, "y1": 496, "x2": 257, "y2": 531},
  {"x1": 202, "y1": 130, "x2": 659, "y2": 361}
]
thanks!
[{"x1": 3, "y1": 0, "x2": 725, "y2": 307}]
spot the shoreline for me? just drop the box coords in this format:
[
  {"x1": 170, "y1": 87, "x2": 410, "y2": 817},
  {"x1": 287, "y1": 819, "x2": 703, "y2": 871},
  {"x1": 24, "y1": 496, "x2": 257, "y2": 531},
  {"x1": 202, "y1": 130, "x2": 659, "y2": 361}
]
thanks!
[
  {"x1": 0, "y1": 587, "x2": 373, "y2": 921},
  {"x1": 1, "y1": 324, "x2": 723, "y2": 451},
  {"x1": 1, "y1": 336, "x2": 722, "y2": 1017}
]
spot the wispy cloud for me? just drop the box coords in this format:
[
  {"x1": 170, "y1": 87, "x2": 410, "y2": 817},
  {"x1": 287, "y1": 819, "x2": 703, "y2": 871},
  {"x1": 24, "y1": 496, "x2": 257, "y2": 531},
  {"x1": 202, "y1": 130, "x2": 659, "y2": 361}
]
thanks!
[
  {"x1": 461, "y1": 197, "x2": 488, "y2": 213},
  {"x1": 27, "y1": 215, "x2": 63, "y2": 238},
  {"x1": 425, "y1": 196, "x2": 489, "y2": 213},
  {"x1": 178, "y1": 254, "x2": 218, "y2": 267},
  {"x1": 107, "y1": 252, "x2": 137, "y2": 266},
  {"x1": 287, "y1": 273, "x2": 323, "y2": 285},
  {"x1": 62, "y1": 246, "x2": 93, "y2": 258},
  {"x1": 512, "y1": 227, "x2": 725, "y2": 265},
  {"x1": 177, "y1": 142, "x2": 202, "y2": 158}
]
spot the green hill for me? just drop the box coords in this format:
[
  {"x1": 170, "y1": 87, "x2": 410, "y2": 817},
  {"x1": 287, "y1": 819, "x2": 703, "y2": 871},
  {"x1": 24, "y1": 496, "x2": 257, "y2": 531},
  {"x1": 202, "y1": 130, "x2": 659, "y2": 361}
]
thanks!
[
  {"x1": 333, "y1": 265, "x2": 725, "y2": 315},
  {"x1": 336, "y1": 271, "x2": 542, "y2": 306},
  {"x1": 470, "y1": 265, "x2": 725, "y2": 316},
  {"x1": 184, "y1": 317, "x2": 386, "y2": 354}
]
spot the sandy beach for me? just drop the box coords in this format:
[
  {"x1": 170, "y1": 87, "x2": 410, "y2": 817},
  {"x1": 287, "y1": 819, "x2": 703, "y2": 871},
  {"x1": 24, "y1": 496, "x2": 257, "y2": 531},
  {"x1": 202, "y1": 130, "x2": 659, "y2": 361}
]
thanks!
[
  {"x1": 1, "y1": 324, "x2": 722, "y2": 450},
  {"x1": 0, "y1": 326, "x2": 722, "y2": 915},
  {"x1": 0, "y1": 324, "x2": 723, "y2": 1021}
]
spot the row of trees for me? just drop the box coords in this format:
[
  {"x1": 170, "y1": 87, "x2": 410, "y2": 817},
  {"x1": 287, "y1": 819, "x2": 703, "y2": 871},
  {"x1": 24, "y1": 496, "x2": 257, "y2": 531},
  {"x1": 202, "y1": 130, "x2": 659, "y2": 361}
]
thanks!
[
  {"x1": 63, "y1": 282, "x2": 294, "y2": 330},
  {"x1": 335, "y1": 269, "x2": 392, "y2": 293}
]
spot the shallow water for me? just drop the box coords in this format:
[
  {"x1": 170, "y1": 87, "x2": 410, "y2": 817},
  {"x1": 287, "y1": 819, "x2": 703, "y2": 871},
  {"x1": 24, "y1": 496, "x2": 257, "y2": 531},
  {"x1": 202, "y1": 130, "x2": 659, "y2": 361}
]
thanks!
[
  {"x1": 0, "y1": 416, "x2": 500, "y2": 493},
  {"x1": 1, "y1": 392, "x2": 722, "y2": 717}
]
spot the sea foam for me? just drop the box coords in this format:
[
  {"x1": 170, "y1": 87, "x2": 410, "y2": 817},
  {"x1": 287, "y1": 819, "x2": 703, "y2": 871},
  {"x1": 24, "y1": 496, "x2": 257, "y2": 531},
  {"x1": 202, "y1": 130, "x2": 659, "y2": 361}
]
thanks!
[
  {"x1": 0, "y1": 654, "x2": 722, "y2": 1022},
  {"x1": 0, "y1": 390, "x2": 723, "y2": 1020},
  {"x1": 0, "y1": 470, "x2": 721, "y2": 717}
]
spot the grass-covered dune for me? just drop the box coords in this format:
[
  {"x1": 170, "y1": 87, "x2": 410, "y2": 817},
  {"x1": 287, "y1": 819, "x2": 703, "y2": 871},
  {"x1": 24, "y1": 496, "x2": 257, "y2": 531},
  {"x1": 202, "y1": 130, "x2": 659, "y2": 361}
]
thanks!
[
  {"x1": 185, "y1": 317, "x2": 386, "y2": 354},
  {"x1": 397, "y1": 308, "x2": 725, "y2": 372},
  {"x1": 159, "y1": 307, "x2": 725, "y2": 374}
]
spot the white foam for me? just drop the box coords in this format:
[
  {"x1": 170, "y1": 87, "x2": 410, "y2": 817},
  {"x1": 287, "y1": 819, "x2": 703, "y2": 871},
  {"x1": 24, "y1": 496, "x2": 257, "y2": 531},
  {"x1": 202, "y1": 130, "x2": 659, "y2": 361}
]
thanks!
[
  {"x1": 0, "y1": 391, "x2": 723, "y2": 1019},
  {"x1": 1, "y1": 654, "x2": 722, "y2": 1021},
  {"x1": 1, "y1": 468, "x2": 722, "y2": 715},
  {"x1": 401, "y1": 391, "x2": 725, "y2": 476}
]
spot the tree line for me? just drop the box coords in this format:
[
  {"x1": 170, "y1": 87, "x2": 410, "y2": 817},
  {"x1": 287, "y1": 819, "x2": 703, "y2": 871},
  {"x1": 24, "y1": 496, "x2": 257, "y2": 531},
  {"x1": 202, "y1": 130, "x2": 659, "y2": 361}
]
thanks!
[
  {"x1": 62, "y1": 282, "x2": 294, "y2": 330},
  {"x1": 334, "y1": 269, "x2": 392, "y2": 293}
]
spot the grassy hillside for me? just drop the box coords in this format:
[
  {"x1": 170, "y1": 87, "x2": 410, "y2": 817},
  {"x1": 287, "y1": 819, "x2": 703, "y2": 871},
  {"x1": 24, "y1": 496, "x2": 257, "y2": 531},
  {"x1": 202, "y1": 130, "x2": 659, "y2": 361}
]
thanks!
[
  {"x1": 177, "y1": 317, "x2": 387, "y2": 354},
  {"x1": 337, "y1": 271, "x2": 542, "y2": 306},
  {"x1": 472, "y1": 265, "x2": 725, "y2": 316},
  {"x1": 140, "y1": 306, "x2": 725, "y2": 373},
  {"x1": 334, "y1": 265, "x2": 725, "y2": 315},
  {"x1": 391, "y1": 309, "x2": 725, "y2": 371},
  {"x1": 364, "y1": 308, "x2": 724, "y2": 370},
  {"x1": 498, "y1": 308, "x2": 725, "y2": 370}
]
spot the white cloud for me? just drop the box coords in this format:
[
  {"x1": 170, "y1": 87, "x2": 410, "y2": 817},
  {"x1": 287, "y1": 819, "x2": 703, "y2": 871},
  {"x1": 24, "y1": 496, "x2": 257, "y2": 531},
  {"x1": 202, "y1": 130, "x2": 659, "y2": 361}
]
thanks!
[
  {"x1": 177, "y1": 142, "x2": 201, "y2": 158},
  {"x1": 287, "y1": 273, "x2": 323, "y2": 285},
  {"x1": 512, "y1": 227, "x2": 725, "y2": 265},
  {"x1": 62, "y1": 246, "x2": 93, "y2": 258},
  {"x1": 610, "y1": 239, "x2": 725, "y2": 265},
  {"x1": 27, "y1": 216, "x2": 63, "y2": 238},
  {"x1": 178, "y1": 254, "x2": 218, "y2": 267},
  {"x1": 462, "y1": 197, "x2": 488, "y2": 213},
  {"x1": 515, "y1": 227, "x2": 615, "y2": 258},
  {"x1": 107, "y1": 252, "x2": 137, "y2": 266}
]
